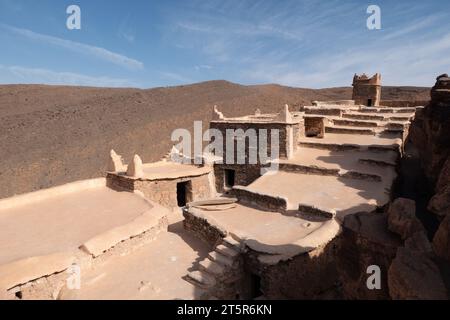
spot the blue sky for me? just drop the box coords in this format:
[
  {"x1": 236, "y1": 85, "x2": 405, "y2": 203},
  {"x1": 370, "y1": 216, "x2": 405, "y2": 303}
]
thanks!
[{"x1": 0, "y1": 0, "x2": 449, "y2": 88}]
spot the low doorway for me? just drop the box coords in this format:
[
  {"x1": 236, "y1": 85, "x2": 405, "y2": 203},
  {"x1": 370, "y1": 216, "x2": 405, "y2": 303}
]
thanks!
[
  {"x1": 250, "y1": 274, "x2": 263, "y2": 299},
  {"x1": 177, "y1": 181, "x2": 192, "y2": 207},
  {"x1": 224, "y1": 169, "x2": 236, "y2": 189}
]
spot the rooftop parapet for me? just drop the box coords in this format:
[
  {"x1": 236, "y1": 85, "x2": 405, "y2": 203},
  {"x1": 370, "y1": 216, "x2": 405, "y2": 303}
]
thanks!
[
  {"x1": 312, "y1": 100, "x2": 356, "y2": 106},
  {"x1": 352, "y1": 73, "x2": 381, "y2": 86},
  {"x1": 210, "y1": 104, "x2": 300, "y2": 124}
]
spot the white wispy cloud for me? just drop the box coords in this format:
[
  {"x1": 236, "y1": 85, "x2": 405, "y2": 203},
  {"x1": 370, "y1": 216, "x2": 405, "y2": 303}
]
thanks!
[
  {"x1": 118, "y1": 14, "x2": 136, "y2": 43},
  {"x1": 194, "y1": 65, "x2": 213, "y2": 71},
  {"x1": 382, "y1": 14, "x2": 445, "y2": 40},
  {"x1": 166, "y1": 0, "x2": 450, "y2": 87},
  {"x1": 0, "y1": 65, "x2": 137, "y2": 87},
  {"x1": 119, "y1": 32, "x2": 135, "y2": 43},
  {"x1": 2, "y1": 24, "x2": 144, "y2": 70},
  {"x1": 243, "y1": 31, "x2": 450, "y2": 88}
]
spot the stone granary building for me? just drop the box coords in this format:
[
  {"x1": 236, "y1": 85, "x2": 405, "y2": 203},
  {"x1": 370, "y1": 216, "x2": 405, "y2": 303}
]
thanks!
[
  {"x1": 352, "y1": 73, "x2": 381, "y2": 106},
  {"x1": 0, "y1": 74, "x2": 446, "y2": 300}
]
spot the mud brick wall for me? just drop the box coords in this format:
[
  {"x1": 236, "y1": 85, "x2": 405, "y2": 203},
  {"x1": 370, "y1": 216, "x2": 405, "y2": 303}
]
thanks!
[
  {"x1": 244, "y1": 241, "x2": 338, "y2": 299},
  {"x1": 106, "y1": 173, "x2": 134, "y2": 191},
  {"x1": 210, "y1": 122, "x2": 292, "y2": 160},
  {"x1": 293, "y1": 122, "x2": 303, "y2": 143},
  {"x1": 305, "y1": 108, "x2": 342, "y2": 116},
  {"x1": 304, "y1": 117, "x2": 325, "y2": 138},
  {"x1": 183, "y1": 209, "x2": 225, "y2": 246},
  {"x1": 107, "y1": 173, "x2": 212, "y2": 209},
  {"x1": 232, "y1": 187, "x2": 287, "y2": 212},
  {"x1": 352, "y1": 84, "x2": 381, "y2": 106},
  {"x1": 214, "y1": 164, "x2": 261, "y2": 193}
]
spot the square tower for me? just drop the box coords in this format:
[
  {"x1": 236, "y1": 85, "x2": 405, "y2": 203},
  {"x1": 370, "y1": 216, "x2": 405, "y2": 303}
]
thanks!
[{"x1": 352, "y1": 73, "x2": 381, "y2": 106}]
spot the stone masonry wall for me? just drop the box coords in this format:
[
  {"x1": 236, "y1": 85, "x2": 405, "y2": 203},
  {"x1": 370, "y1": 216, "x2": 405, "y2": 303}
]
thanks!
[
  {"x1": 214, "y1": 164, "x2": 261, "y2": 193},
  {"x1": 244, "y1": 241, "x2": 339, "y2": 299},
  {"x1": 353, "y1": 85, "x2": 381, "y2": 106},
  {"x1": 210, "y1": 122, "x2": 291, "y2": 160},
  {"x1": 232, "y1": 187, "x2": 287, "y2": 212},
  {"x1": 183, "y1": 209, "x2": 225, "y2": 247},
  {"x1": 304, "y1": 117, "x2": 325, "y2": 138},
  {"x1": 107, "y1": 172, "x2": 212, "y2": 209}
]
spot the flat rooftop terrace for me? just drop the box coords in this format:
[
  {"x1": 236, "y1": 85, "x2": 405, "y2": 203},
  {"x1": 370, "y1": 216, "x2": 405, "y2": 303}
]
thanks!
[
  {"x1": 60, "y1": 222, "x2": 210, "y2": 300},
  {"x1": 246, "y1": 170, "x2": 389, "y2": 219},
  {"x1": 0, "y1": 182, "x2": 152, "y2": 265},
  {"x1": 188, "y1": 203, "x2": 339, "y2": 258},
  {"x1": 278, "y1": 147, "x2": 398, "y2": 182}
]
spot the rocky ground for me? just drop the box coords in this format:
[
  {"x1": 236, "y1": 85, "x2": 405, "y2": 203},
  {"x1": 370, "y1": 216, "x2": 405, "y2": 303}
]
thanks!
[{"x1": 0, "y1": 81, "x2": 429, "y2": 199}]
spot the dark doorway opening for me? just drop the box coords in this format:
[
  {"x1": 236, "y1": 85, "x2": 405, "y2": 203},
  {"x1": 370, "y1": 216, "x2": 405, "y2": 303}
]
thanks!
[
  {"x1": 250, "y1": 274, "x2": 263, "y2": 299},
  {"x1": 367, "y1": 98, "x2": 373, "y2": 106},
  {"x1": 177, "y1": 181, "x2": 191, "y2": 207},
  {"x1": 224, "y1": 169, "x2": 236, "y2": 188}
]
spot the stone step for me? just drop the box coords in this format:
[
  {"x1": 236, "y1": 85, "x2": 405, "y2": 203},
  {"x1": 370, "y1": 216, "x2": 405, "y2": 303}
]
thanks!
[
  {"x1": 299, "y1": 142, "x2": 361, "y2": 152},
  {"x1": 325, "y1": 126, "x2": 375, "y2": 135},
  {"x1": 278, "y1": 163, "x2": 339, "y2": 176},
  {"x1": 339, "y1": 170, "x2": 382, "y2": 182},
  {"x1": 185, "y1": 270, "x2": 216, "y2": 289},
  {"x1": 359, "y1": 107, "x2": 394, "y2": 113},
  {"x1": 215, "y1": 244, "x2": 239, "y2": 258},
  {"x1": 222, "y1": 236, "x2": 241, "y2": 250},
  {"x1": 386, "y1": 122, "x2": 408, "y2": 130},
  {"x1": 333, "y1": 119, "x2": 379, "y2": 127},
  {"x1": 383, "y1": 129, "x2": 404, "y2": 135},
  {"x1": 208, "y1": 251, "x2": 235, "y2": 268},
  {"x1": 388, "y1": 116, "x2": 412, "y2": 121},
  {"x1": 198, "y1": 258, "x2": 226, "y2": 276},
  {"x1": 368, "y1": 144, "x2": 401, "y2": 152},
  {"x1": 358, "y1": 158, "x2": 396, "y2": 167},
  {"x1": 395, "y1": 107, "x2": 418, "y2": 113},
  {"x1": 342, "y1": 113, "x2": 385, "y2": 121},
  {"x1": 298, "y1": 204, "x2": 336, "y2": 219}
]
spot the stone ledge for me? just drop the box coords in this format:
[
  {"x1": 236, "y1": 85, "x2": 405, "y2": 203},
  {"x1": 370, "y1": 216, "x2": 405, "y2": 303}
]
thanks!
[
  {"x1": 278, "y1": 163, "x2": 339, "y2": 176},
  {"x1": 0, "y1": 252, "x2": 75, "y2": 292},
  {"x1": 79, "y1": 209, "x2": 168, "y2": 258},
  {"x1": 251, "y1": 219, "x2": 341, "y2": 264},
  {"x1": 232, "y1": 186, "x2": 288, "y2": 212},
  {"x1": 299, "y1": 142, "x2": 361, "y2": 152},
  {"x1": 298, "y1": 204, "x2": 336, "y2": 219}
]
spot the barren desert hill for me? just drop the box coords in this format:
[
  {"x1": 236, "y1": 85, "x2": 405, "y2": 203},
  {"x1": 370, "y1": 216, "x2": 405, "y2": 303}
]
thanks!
[{"x1": 0, "y1": 80, "x2": 430, "y2": 199}]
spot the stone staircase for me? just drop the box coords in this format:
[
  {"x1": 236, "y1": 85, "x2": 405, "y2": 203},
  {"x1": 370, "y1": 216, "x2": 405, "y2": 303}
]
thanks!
[
  {"x1": 184, "y1": 236, "x2": 244, "y2": 299},
  {"x1": 323, "y1": 107, "x2": 415, "y2": 136},
  {"x1": 229, "y1": 103, "x2": 414, "y2": 219}
]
